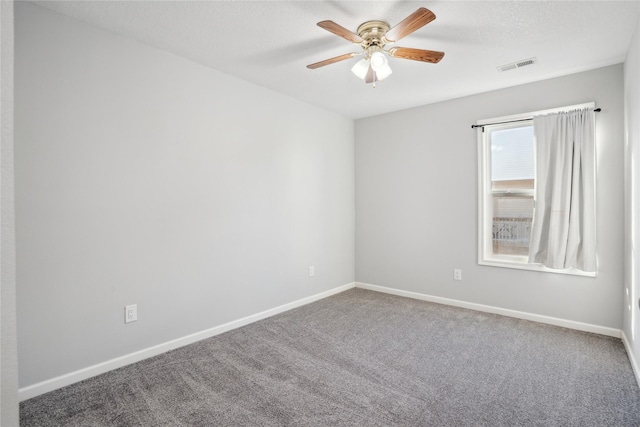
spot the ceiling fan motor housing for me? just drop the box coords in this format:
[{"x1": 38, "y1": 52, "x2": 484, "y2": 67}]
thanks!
[{"x1": 357, "y1": 20, "x2": 391, "y2": 50}]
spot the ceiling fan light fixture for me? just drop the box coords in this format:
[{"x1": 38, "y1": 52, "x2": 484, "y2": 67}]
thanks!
[
  {"x1": 376, "y1": 63, "x2": 393, "y2": 80},
  {"x1": 352, "y1": 53, "x2": 391, "y2": 83},
  {"x1": 351, "y1": 58, "x2": 369, "y2": 79},
  {"x1": 369, "y1": 51, "x2": 388, "y2": 71}
]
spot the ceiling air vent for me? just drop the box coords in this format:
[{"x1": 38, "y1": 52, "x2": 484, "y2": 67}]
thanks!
[{"x1": 497, "y1": 57, "x2": 537, "y2": 72}]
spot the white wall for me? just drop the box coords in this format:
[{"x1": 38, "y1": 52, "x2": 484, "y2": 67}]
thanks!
[
  {"x1": 1, "y1": 0, "x2": 19, "y2": 424},
  {"x1": 356, "y1": 64, "x2": 625, "y2": 329},
  {"x1": 15, "y1": 3, "x2": 354, "y2": 390},
  {"x1": 624, "y1": 15, "x2": 640, "y2": 378}
]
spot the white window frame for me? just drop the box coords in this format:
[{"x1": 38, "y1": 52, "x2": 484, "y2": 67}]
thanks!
[{"x1": 476, "y1": 103, "x2": 597, "y2": 277}]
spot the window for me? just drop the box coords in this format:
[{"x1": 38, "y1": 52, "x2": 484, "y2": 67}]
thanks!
[
  {"x1": 477, "y1": 103, "x2": 597, "y2": 276},
  {"x1": 478, "y1": 121, "x2": 535, "y2": 266}
]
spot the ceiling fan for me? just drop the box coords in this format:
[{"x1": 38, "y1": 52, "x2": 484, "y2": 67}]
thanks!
[{"x1": 307, "y1": 7, "x2": 445, "y2": 86}]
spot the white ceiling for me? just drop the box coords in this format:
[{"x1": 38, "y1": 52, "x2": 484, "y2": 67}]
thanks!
[{"x1": 32, "y1": 0, "x2": 640, "y2": 119}]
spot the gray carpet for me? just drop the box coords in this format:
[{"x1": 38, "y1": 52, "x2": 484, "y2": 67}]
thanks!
[{"x1": 20, "y1": 288, "x2": 640, "y2": 426}]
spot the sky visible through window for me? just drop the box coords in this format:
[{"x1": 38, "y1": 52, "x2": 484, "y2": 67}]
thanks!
[{"x1": 491, "y1": 126, "x2": 534, "y2": 182}]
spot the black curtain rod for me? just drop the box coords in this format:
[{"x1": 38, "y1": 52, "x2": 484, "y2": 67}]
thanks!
[{"x1": 471, "y1": 108, "x2": 601, "y2": 129}]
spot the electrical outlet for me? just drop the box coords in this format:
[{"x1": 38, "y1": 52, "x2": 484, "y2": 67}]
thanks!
[
  {"x1": 125, "y1": 304, "x2": 137, "y2": 323},
  {"x1": 309, "y1": 265, "x2": 315, "y2": 277},
  {"x1": 453, "y1": 269, "x2": 462, "y2": 281}
]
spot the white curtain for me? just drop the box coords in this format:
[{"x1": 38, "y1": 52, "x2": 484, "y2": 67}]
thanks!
[{"x1": 528, "y1": 108, "x2": 597, "y2": 272}]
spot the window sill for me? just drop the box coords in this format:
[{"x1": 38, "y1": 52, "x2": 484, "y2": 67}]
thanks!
[{"x1": 479, "y1": 257, "x2": 597, "y2": 278}]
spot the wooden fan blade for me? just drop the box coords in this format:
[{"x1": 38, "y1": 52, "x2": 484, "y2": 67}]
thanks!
[
  {"x1": 384, "y1": 8, "x2": 436, "y2": 42},
  {"x1": 389, "y1": 47, "x2": 444, "y2": 63},
  {"x1": 317, "y1": 20, "x2": 364, "y2": 44},
  {"x1": 306, "y1": 53, "x2": 358, "y2": 69}
]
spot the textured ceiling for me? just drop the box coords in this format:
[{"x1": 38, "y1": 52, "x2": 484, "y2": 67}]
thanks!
[{"x1": 32, "y1": 1, "x2": 640, "y2": 119}]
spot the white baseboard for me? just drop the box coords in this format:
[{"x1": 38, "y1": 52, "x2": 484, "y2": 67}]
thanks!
[
  {"x1": 19, "y1": 282, "x2": 356, "y2": 401},
  {"x1": 20, "y1": 281, "x2": 630, "y2": 401},
  {"x1": 356, "y1": 282, "x2": 621, "y2": 338},
  {"x1": 621, "y1": 330, "x2": 640, "y2": 388}
]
